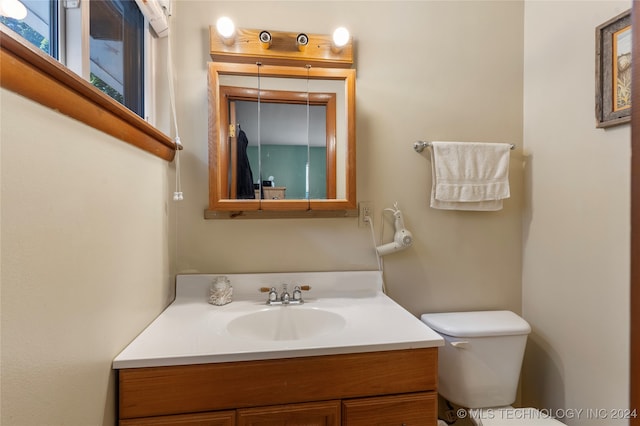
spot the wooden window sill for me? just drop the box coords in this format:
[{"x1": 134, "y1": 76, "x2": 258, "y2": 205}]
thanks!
[{"x1": 0, "y1": 25, "x2": 177, "y2": 162}]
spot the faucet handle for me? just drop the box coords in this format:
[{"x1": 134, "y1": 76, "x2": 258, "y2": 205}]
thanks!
[
  {"x1": 292, "y1": 286, "x2": 303, "y2": 301},
  {"x1": 260, "y1": 286, "x2": 279, "y2": 303},
  {"x1": 292, "y1": 284, "x2": 312, "y2": 302}
]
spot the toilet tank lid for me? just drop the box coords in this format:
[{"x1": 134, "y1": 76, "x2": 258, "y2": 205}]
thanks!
[{"x1": 420, "y1": 310, "x2": 531, "y2": 337}]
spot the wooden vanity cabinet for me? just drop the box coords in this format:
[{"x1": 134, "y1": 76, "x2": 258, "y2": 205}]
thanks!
[
  {"x1": 118, "y1": 348, "x2": 438, "y2": 426},
  {"x1": 255, "y1": 187, "x2": 287, "y2": 200}
]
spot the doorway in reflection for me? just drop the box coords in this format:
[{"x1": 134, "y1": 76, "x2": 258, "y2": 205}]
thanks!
[
  {"x1": 221, "y1": 84, "x2": 336, "y2": 201},
  {"x1": 234, "y1": 100, "x2": 327, "y2": 200}
]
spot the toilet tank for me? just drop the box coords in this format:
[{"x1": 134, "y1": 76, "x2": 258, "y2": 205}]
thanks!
[{"x1": 420, "y1": 311, "x2": 531, "y2": 409}]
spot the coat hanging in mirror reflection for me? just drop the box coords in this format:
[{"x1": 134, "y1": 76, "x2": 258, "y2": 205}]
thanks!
[{"x1": 236, "y1": 129, "x2": 255, "y2": 199}]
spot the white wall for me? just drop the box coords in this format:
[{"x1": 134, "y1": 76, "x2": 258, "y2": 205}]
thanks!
[
  {"x1": 0, "y1": 90, "x2": 172, "y2": 424},
  {"x1": 171, "y1": 0, "x2": 525, "y2": 317},
  {"x1": 521, "y1": 1, "x2": 630, "y2": 424}
]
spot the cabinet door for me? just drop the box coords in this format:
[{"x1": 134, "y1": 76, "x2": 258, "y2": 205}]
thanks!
[
  {"x1": 119, "y1": 411, "x2": 235, "y2": 426},
  {"x1": 237, "y1": 400, "x2": 340, "y2": 426},
  {"x1": 342, "y1": 392, "x2": 437, "y2": 426}
]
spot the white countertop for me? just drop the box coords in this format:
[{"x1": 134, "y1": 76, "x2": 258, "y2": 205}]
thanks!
[{"x1": 113, "y1": 271, "x2": 444, "y2": 369}]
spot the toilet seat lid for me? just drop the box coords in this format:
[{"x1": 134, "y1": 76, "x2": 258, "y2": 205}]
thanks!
[
  {"x1": 472, "y1": 408, "x2": 565, "y2": 425},
  {"x1": 420, "y1": 310, "x2": 531, "y2": 337}
]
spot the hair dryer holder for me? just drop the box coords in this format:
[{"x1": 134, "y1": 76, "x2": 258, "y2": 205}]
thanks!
[{"x1": 376, "y1": 203, "x2": 413, "y2": 256}]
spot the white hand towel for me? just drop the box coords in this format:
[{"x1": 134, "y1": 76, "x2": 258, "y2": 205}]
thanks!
[{"x1": 430, "y1": 141, "x2": 511, "y2": 211}]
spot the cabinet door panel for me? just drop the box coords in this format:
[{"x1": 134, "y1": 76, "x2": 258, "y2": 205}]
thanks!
[
  {"x1": 342, "y1": 392, "x2": 437, "y2": 426},
  {"x1": 119, "y1": 410, "x2": 235, "y2": 426},
  {"x1": 237, "y1": 400, "x2": 340, "y2": 426}
]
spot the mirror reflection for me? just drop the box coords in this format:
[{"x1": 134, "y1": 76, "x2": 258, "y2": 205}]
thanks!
[
  {"x1": 218, "y1": 73, "x2": 345, "y2": 203},
  {"x1": 231, "y1": 96, "x2": 330, "y2": 200}
]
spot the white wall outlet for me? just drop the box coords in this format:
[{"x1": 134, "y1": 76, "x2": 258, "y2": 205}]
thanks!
[{"x1": 358, "y1": 201, "x2": 374, "y2": 228}]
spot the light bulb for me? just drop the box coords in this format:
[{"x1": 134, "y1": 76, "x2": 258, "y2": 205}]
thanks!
[
  {"x1": 259, "y1": 31, "x2": 272, "y2": 49},
  {"x1": 332, "y1": 27, "x2": 350, "y2": 48},
  {"x1": 216, "y1": 16, "x2": 235, "y2": 39},
  {"x1": 0, "y1": 0, "x2": 27, "y2": 20},
  {"x1": 296, "y1": 33, "x2": 309, "y2": 52}
]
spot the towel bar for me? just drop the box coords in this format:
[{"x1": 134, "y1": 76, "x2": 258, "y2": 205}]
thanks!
[{"x1": 413, "y1": 141, "x2": 516, "y2": 153}]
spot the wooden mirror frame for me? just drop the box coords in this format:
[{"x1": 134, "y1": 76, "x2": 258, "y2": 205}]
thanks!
[{"x1": 205, "y1": 62, "x2": 356, "y2": 219}]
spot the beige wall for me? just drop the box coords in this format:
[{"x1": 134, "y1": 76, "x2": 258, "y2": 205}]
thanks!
[
  {"x1": 172, "y1": 0, "x2": 525, "y2": 316},
  {"x1": 521, "y1": 1, "x2": 630, "y2": 424},
  {"x1": 0, "y1": 89, "x2": 172, "y2": 425},
  {"x1": 2, "y1": 1, "x2": 631, "y2": 425}
]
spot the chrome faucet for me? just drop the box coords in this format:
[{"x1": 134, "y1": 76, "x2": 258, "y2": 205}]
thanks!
[
  {"x1": 280, "y1": 284, "x2": 291, "y2": 304},
  {"x1": 261, "y1": 284, "x2": 310, "y2": 305}
]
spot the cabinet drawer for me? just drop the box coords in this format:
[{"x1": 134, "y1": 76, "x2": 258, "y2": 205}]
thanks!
[
  {"x1": 342, "y1": 392, "x2": 437, "y2": 426},
  {"x1": 237, "y1": 400, "x2": 340, "y2": 426},
  {"x1": 119, "y1": 410, "x2": 235, "y2": 426}
]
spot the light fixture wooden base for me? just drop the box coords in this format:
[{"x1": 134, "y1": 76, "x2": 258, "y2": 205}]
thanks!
[{"x1": 209, "y1": 27, "x2": 353, "y2": 68}]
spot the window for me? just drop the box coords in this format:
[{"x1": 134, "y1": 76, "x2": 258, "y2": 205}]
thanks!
[
  {"x1": 0, "y1": 0, "x2": 58, "y2": 58},
  {"x1": 90, "y1": 0, "x2": 144, "y2": 116},
  {"x1": 0, "y1": 0, "x2": 176, "y2": 160},
  {"x1": 1, "y1": 0, "x2": 146, "y2": 117}
]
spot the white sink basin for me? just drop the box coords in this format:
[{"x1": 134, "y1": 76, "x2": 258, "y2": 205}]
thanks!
[{"x1": 227, "y1": 307, "x2": 346, "y2": 341}]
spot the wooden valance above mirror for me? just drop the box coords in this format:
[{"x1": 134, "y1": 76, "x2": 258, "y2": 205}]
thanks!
[
  {"x1": 205, "y1": 26, "x2": 356, "y2": 219},
  {"x1": 208, "y1": 27, "x2": 353, "y2": 68}
]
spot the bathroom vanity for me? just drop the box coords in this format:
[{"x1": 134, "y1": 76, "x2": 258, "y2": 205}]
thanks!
[{"x1": 114, "y1": 272, "x2": 443, "y2": 425}]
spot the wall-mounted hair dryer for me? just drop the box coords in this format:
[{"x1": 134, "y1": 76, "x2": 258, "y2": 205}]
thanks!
[{"x1": 376, "y1": 203, "x2": 413, "y2": 256}]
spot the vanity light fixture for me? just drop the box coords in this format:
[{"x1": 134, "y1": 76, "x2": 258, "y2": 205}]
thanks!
[
  {"x1": 296, "y1": 33, "x2": 309, "y2": 52},
  {"x1": 259, "y1": 30, "x2": 272, "y2": 49},
  {"x1": 209, "y1": 26, "x2": 353, "y2": 68},
  {"x1": 332, "y1": 27, "x2": 350, "y2": 52},
  {"x1": 216, "y1": 16, "x2": 235, "y2": 46}
]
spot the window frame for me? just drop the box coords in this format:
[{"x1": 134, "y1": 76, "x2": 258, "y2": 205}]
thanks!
[{"x1": 0, "y1": 7, "x2": 176, "y2": 161}]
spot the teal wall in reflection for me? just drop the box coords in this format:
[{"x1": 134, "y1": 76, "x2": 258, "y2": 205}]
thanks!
[{"x1": 247, "y1": 146, "x2": 327, "y2": 199}]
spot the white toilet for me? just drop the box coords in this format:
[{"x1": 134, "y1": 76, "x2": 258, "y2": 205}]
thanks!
[{"x1": 421, "y1": 310, "x2": 564, "y2": 426}]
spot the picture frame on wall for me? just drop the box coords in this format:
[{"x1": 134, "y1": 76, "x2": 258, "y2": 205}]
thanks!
[{"x1": 596, "y1": 9, "x2": 632, "y2": 128}]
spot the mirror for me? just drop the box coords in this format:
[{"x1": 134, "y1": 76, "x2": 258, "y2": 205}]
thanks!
[
  {"x1": 230, "y1": 91, "x2": 334, "y2": 200},
  {"x1": 206, "y1": 62, "x2": 356, "y2": 218}
]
